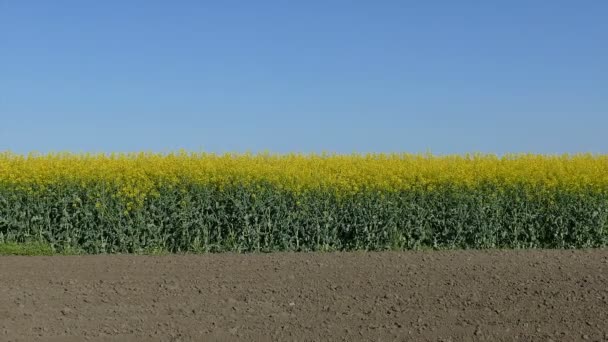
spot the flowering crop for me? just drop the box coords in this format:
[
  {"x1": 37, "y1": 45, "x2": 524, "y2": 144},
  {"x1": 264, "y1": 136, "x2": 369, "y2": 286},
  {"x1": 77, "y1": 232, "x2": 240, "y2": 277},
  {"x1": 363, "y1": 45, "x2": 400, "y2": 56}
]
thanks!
[{"x1": 1, "y1": 152, "x2": 607, "y2": 253}]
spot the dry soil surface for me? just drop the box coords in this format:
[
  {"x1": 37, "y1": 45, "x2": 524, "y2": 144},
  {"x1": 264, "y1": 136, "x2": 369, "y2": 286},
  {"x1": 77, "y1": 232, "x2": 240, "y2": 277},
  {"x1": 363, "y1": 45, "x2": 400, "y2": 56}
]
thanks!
[{"x1": 1, "y1": 250, "x2": 608, "y2": 342}]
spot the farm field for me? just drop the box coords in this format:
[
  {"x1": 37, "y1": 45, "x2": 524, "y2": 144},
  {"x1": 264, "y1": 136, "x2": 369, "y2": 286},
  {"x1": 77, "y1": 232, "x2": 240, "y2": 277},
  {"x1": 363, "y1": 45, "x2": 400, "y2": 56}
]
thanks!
[
  {"x1": 2, "y1": 153, "x2": 608, "y2": 341},
  {"x1": 2, "y1": 152, "x2": 608, "y2": 253},
  {"x1": 3, "y1": 1, "x2": 605, "y2": 340},
  {"x1": 1, "y1": 250, "x2": 608, "y2": 341}
]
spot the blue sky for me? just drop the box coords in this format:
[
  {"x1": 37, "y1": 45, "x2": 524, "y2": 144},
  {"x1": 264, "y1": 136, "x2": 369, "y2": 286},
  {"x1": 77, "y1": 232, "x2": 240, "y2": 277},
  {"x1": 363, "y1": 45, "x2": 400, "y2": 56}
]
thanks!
[{"x1": 1, "y1": 1, "x2": 606, "y2": 154}]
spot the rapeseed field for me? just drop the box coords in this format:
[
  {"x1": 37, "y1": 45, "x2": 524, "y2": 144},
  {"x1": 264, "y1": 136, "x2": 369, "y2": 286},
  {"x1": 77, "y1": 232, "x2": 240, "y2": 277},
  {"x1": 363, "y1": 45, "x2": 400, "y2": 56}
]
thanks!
[{"x1": 1, "y1": 152, "x2": 607, "y2": 253}]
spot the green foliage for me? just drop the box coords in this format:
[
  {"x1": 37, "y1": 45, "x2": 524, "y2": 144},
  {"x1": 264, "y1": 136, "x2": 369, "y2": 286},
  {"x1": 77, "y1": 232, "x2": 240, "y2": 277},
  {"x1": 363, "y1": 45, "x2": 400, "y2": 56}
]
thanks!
[
  {"x1": 0, "y1": 241, "x2": 55, "y2": 256},
  {"x1": 1, "y1": 183, "x2": 607, "y2": 253}
]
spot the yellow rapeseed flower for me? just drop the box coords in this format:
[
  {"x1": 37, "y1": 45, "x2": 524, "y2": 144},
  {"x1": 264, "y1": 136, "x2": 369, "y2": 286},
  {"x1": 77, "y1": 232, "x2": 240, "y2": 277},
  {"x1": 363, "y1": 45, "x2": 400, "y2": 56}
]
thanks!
[{"x1": 0, "y1": 152, "x2": 606, "y2": 206}]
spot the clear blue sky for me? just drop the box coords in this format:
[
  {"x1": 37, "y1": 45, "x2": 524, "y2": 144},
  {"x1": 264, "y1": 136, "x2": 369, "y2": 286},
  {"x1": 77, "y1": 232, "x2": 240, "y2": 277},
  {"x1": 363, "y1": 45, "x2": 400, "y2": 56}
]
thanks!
[{"x1": 1, "y1": 1, "x2": 607, "y2": 154}]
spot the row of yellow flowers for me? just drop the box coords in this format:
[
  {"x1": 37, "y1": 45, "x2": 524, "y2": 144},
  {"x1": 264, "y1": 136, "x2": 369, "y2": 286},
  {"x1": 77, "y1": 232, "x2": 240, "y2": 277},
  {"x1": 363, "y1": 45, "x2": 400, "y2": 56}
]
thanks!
[{"x1": 1, "y1": 152, "x2": 607, "y2": 198}]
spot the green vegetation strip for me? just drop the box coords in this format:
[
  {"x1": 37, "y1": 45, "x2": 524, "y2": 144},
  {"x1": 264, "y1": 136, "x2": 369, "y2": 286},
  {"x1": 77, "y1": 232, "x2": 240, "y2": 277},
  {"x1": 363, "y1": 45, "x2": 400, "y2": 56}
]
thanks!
[{"x1": 1, "y1": 184, "x2": 607, "y2": 254}]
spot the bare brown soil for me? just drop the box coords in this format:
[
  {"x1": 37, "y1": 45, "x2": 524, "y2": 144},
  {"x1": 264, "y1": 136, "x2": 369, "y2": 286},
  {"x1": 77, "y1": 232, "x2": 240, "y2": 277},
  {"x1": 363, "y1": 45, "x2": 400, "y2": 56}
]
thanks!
[{"x1": 1, "y1": 250, "x2": 608, "y2": 342}]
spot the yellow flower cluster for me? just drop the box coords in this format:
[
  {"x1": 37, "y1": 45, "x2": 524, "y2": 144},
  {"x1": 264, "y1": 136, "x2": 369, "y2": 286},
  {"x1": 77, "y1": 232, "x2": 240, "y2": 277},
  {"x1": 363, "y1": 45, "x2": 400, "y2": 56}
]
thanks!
[{"x1": 1, "y1": 152, "x2": 607, "y2": 203}]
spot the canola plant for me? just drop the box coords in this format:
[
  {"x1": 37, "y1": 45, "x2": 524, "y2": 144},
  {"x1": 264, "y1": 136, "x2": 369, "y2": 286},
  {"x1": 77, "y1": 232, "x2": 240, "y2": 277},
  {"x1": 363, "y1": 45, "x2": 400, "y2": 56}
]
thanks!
[{"x1": 1, "y1": 152, "x2": 607, "y2": 253}]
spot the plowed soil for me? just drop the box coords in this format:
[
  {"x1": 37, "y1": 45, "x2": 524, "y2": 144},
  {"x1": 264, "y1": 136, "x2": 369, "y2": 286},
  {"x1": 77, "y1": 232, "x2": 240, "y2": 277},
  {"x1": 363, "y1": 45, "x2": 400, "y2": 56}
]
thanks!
[{"x1": 1, "y1": 250, "x2": 608, "y2": 341}]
